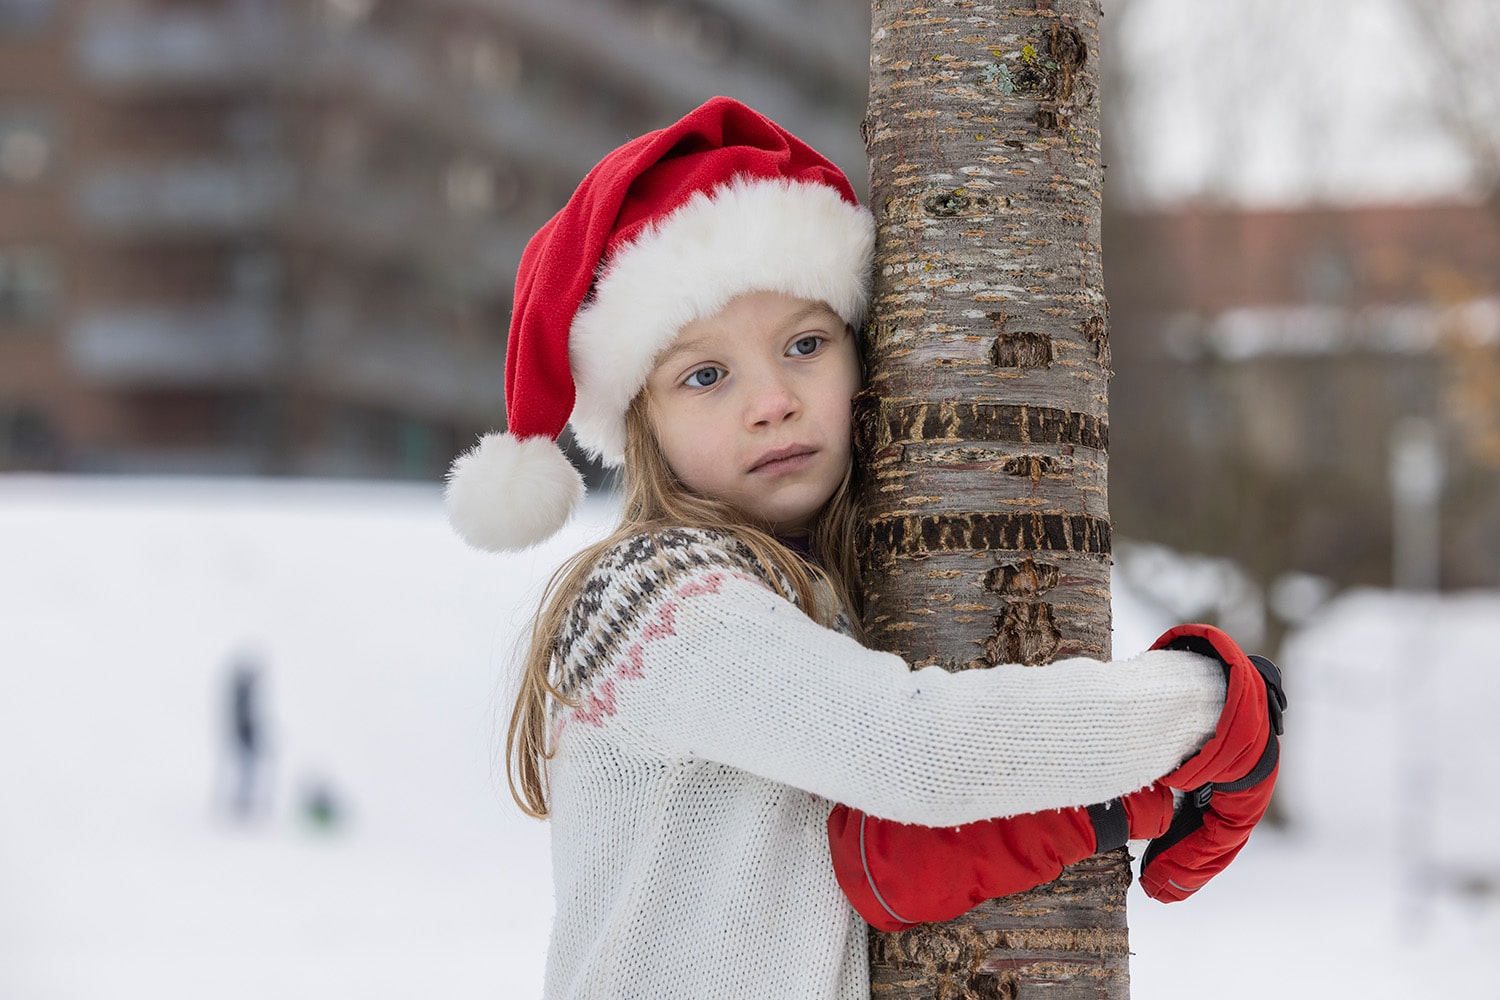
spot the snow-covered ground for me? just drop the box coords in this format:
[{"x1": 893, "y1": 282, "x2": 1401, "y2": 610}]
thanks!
[{"x1": 1, "y1": 476, "x2": 1495, "y2": 999}]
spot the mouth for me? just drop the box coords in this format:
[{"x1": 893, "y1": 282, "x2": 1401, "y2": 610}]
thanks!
[{"x1": 748, "y1": 444, "x2": 817, "y2": 475}]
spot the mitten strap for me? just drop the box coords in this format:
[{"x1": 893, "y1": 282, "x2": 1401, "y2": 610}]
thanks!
[
  {"x1": 1087, "y1": 798, "x2": 1130, "y2": 853},
  {"x1": 1212, "y1": 728, "x2": 1280, "y2": 794}
]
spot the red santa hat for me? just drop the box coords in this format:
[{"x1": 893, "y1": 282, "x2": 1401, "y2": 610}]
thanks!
[{"x1": 444, "y1": 96, "x2": 875, "y2": 551}]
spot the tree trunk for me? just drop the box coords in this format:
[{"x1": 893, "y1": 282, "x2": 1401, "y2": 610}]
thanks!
[{"x1": 857, "y1": 2, "x2": 1122, "y2": 998}]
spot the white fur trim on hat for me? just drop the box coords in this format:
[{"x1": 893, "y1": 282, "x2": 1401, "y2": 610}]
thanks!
[
  {"x1": 444, "y1": 432, "x2": 585, "y2": 551},
  {"x1": 568, "y1": 176, "x2": 874, "y2": 465}
]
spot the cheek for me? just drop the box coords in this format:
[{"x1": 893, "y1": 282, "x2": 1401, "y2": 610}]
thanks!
[
  {"x1": 834, "y1": 353, "x2": 862, "y2": 424},
  {"x1": 657, "y1": 421, "x2": 721, "y2": 490},
  {"x1": 828, "y1": 376, "x2": 860, "y2": 441}
]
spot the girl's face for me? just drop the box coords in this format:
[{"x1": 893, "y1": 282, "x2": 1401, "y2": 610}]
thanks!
[{"x1": 645, "y1": 291, "x2": 862, "y2": 535}]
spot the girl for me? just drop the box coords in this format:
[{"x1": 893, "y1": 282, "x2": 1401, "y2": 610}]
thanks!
[{"x1": 444, "y1": 97, "x2": 1279, "y2": 999}]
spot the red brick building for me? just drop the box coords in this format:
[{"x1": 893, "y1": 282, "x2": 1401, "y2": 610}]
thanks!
[{"x1": 1107, "y1": 201, "x2": 1500, "y2": 589}]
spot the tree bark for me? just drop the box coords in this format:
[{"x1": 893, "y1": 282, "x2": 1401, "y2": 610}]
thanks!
[{"x1": 858, "y1": 2, "x2": 1123, "y2": 997}]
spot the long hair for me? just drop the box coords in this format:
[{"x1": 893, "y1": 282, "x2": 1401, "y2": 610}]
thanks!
[{"x1": 505, "y1": 390, "x2": 864, "y2": 818}]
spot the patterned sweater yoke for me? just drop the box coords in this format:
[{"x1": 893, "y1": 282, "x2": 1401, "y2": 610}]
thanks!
[{"x1": 552, "y1": 527, "x2": 795, "y2": 704}]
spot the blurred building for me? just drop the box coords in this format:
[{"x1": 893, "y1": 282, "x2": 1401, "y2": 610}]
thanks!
[
  {"x1": 0, "y1": 0, "x2": 867, "y2": 477},
  {"x1": 1108, "y1": 201, "x2": 1500, "y2": 590}
]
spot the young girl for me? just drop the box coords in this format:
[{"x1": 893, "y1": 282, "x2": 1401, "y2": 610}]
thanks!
[{"x1": 444, "y1": 97, "x2": 1280, "y2": 999}]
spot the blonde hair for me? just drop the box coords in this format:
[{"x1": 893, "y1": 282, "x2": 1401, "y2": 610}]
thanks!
[{"x1": 506, "y1": 390, "x2": 864, "y2": 818}]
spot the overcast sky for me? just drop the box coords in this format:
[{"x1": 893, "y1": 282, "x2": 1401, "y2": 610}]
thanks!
[{"x1": 1105, "y1": 0, "x2": 1496, "y2": 208}]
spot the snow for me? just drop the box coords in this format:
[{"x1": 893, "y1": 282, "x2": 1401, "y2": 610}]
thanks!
[
  {"x1": 1130, "y1": 588, "x2": 1500, "y2": 998},
  {"x1": 1, "y1": 476, "x2": 1496, "y2": 998}
]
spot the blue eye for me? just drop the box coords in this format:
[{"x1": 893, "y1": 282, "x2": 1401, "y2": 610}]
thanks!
[
  {"x1": 789, "y1": 336, "x2": 823, "y2": 357},
  {"x1": 685, "y1": 366, "x2": 724, "y2": 388}
]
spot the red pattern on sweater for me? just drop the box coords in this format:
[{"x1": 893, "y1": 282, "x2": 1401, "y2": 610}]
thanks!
[{"x1": 562, "y1": 570, "x2": 748, "y2": 731}]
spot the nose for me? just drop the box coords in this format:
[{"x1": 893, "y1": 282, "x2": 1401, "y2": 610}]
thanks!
[{"x1": 743, "y1": 366, "x2": 800, "y2": 428}]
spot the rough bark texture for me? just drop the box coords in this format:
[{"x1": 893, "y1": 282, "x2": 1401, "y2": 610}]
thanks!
[
  {"x1": 868, "y1": 853, "x2": 1132, "y2": 999},
  {"x1": 859, "y1": 2, "x2": 1125, "y2": 997}
]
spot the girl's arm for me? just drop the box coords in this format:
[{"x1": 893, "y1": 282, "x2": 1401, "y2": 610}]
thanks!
[
  {"x1": 563, "y1": 537, "x2": 1225, "y2": 826},
  {"x1": 829, "y1": 624, "x2": 1285, "y2": 927}
]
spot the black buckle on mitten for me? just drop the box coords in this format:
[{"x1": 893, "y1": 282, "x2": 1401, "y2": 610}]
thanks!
[
  {"x1": 1141, "y1": 790, "x2": 1206, "y2": 871},
  {"x1": 1249, "y1": 654, "x2": 1286, "y2": 736},
  {"x1": 1146, "y1": 729, "x2": 1279, "y2": 872}
]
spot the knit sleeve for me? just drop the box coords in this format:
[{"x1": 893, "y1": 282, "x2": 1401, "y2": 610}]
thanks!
[{"x1": 555, "y1": 529, "x2": 1227, "y2": 827}]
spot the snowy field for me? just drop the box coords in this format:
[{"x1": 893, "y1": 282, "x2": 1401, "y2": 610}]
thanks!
[{"x1": 1, "y1": 476, "x2": 1496, "y2": 999}]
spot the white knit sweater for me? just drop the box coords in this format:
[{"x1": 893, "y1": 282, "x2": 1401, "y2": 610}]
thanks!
[{"x1": 539, "y1": 527, "x2": 1225, "y2": 1000}]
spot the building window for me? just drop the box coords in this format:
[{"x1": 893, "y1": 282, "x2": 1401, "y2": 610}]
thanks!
[
  {"x1": 445, "y1": 34, "x2": 523, "y2": 91},
  {"x1": 318, "y1": 113, "x2": 368, "y2": 175},
  {"x1": 0, "y1": 246, "x2": 60, "y2": 326},
  {"x1": 444, "y1": 157, "x2": 519, "y2": 217},
  {"x1": 229, "y1": 247, "x2": 282, "y2": 302},
  {"x1": 322, "y1": 0, "x2": 375, "y2": 28},
  {"x1": 638, "y1": 0, "x2": 735, "y2": 64},
  {"x1": 0, "y1": 107, "x2": 56, "y2": 185},
  {"x1": 0, "y1": 0, "x2": 54, "y2": 36},
  {"x1": 1301, "y1": 246, "x2": 1354, "y2": 305}
]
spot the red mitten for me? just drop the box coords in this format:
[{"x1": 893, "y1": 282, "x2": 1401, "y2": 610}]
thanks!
[
  {"x1": 828, "y1": 785, "x2": 1174, "y2": 931},
  {"x1": 1139, "y1": 624, "x2": 1285, "y2": 902}
]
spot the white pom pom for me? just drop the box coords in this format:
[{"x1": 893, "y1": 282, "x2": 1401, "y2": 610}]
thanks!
[{"x1": 443, "y1": 433, "x2": 585, "y2": 551}]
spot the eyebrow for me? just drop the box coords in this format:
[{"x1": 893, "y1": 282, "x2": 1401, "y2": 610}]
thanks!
[
  {"x1": 777, "y1": 302, "x2": 838, "y2": 332},
  {"x1": 654, "y1": 336, "x2": 714, "y2": 371}
]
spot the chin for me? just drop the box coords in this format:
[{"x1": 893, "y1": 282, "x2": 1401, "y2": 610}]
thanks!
[{"x1": 751, "y1": 485, "x2": 835, "y2": 537}]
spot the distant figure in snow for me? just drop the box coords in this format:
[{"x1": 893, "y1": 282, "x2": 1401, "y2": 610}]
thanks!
[{"x1": 223, "y1": 653, "x2": 268, "y2": 821}]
